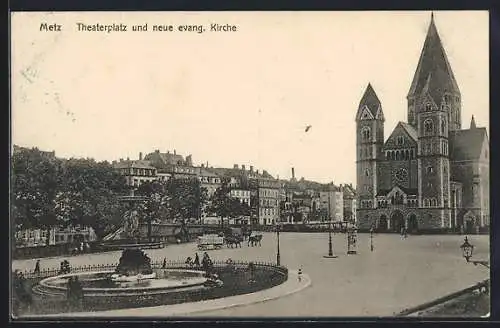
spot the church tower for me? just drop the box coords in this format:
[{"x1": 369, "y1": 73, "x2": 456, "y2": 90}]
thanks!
[
  {"x1": 407, "y1": 13, "x2": 461, "y2": 131},
  {"x1": 411, "y1": 14, "x2": 454, "y2": 227},
  {"x1": 356, "y1": 83, "x2": 385, "y2": 210}
]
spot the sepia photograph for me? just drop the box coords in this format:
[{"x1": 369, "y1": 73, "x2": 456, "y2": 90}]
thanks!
[{"x1": 10, "y1": 10, "x2": 490, "y2": 319}]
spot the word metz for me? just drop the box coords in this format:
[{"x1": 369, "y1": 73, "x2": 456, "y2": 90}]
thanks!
[{"x1": 40, "y1": 23, "x2": 62, "y2": 31}]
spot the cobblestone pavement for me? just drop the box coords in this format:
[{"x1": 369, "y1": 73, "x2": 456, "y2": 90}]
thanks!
[{"x1": 13, "y1": 232, "x2": 489, "y2": 317}]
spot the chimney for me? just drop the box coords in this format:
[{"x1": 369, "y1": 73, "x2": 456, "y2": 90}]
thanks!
[
  {"x1": 127, "y1": 157, "x2": 130, "y2": 161},
  {"x1": 256, "y1": 169, "x2": 259, "y2": 174},
  {"x1": 201, "y1": 163, "x2": 205, "y2": 168},
  {"x1": 155, "y1": 149, "x2": 159, "y2": 153},
  {"x1": 120, "y1": 158, "x2": 123, "y2": 162},
  {"x1": 174, "y1": 149, "x2": 176, "y2": 155},
  {"x1": 250, "y1": 166, "x2": 254, "y2": 172},
  {"x1": 139, "y1": 152, "x2": 143, "y2": 160},
  {"x1": 242, "y1": 165, "x2": 246, "y2": 171},
  {"x1": 167, "y1": 151, "x2": 170, "y2": 154},
  {"x1": 292, "y1": 167, "x2": 295, "y2": 179},
  {"x1": 234, "y1": 164, "x2": 239, "y2": 169}
]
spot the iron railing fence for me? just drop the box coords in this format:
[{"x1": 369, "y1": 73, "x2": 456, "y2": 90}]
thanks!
[{"x1": 17, "y1": 259, "x2": 288, "y2": 280}]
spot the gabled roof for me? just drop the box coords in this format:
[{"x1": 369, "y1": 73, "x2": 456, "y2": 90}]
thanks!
[
  {"x1": 357, "y1": 83, "x2": 382, "y2": 118},
  {"x1": 449, "y1": 127, "x2": 488, "y2": 161},
  {"x1": 408, "y1": 14, "x2": 460, "y2": 101},
  {"x1": 384, "y1": 122, "x2": 418, "y2": 148},
  {"x1": 399, "y1": 122, "x2": 418, "y2": 141}
]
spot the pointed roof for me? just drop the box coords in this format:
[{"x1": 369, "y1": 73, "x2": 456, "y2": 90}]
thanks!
[
  {"x1": 358, "y1": 83, "x2": 382, "y2": 117},
  {"x1": 399, "y1": 122, "x2": 418, "y2": 141},
  {"x1": 470, "y1": 115, "x2": 477, "y2": 129},
  {"x1": 449, "y1": 127, "x2": 488, "y2": 161},
  {"x1": 408, "y1": 14, "x2": 460, "y2": 100}
]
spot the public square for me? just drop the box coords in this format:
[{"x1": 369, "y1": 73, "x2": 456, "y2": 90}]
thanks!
[{"x1": 12, "y1": 232, "x2": 490, "y2": 317}]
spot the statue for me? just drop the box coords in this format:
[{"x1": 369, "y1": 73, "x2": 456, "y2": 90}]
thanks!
[{"x1": 123, "y1": 207, "x2": 140, "y2": 241}]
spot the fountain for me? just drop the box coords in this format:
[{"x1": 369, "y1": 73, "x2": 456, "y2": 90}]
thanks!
[{"x1": 32, "y1": 249, "x2": 210, "y2": 301}]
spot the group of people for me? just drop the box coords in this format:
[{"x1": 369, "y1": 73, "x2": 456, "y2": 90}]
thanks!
[
  {"x1": 183, "y1": 252, "x2": 214, "y2": 273},
  {"x1": 400, "y1": 227, "x2": 408, "y2": 240},
  {"x1": 59, "y1": 260, "x2": 71, "y2": 274},
  {"x1": 71, "y1": 242, "x2": 91, "y2": 255}
]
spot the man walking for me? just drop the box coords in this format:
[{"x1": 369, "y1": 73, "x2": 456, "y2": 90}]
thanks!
[{"x1": 34, "y1": 260, "x2": 40, "y2": 275}]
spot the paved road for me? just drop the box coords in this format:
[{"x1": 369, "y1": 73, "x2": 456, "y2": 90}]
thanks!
[{"x1": 13, "y1": 232, "x2": 489, "y2": 317}]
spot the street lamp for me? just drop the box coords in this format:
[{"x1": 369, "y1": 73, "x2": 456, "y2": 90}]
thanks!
[
  {"x1": 460, "y1": 236, "x2": 489, "y2": 268},
  {"x1": 323, "y1": 219, "x2": 338, "y2": 258},
  {"x1": 276, "y1": 221, "x2": 281, "y2": 266},
  {"x1": 370, "y1": 227, "x2": 374, "y2": 252}
]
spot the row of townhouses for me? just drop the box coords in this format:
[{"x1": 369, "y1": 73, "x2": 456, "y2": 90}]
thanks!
[{"x1": 111, "y1": 150, "x2": 357, "y2": 226}]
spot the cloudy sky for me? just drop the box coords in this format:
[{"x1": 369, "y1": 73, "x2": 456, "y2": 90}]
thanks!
[{"x1": 11, "y1": 11, "x2": 489, "y2": 184}]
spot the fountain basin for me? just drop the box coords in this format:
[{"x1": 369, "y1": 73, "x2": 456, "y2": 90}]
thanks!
[{"x1": 33, "y1": 269, "x2": 208, "y2": 298}]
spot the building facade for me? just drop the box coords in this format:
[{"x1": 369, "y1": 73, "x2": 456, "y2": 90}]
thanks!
[
  {"x1": 319, "y1": 184, "x2": 344, "y2": 222},
  {"x1": 356, "y1": 15, "x2": 489, "y2": 232}
]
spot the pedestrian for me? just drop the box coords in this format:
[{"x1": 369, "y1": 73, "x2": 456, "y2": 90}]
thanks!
[
  {"x1": 298, "y1": 267, "x2": 303, "y2": 282},
  {"x1": 34, "y1": 260, "x2": 40, "y2": 275},
  {"x1": 162, "y1": 257, "x2": 167, "y2": 269},
  {"x1": 403, "y1": 227, "x2": 408, "y2": 239},
  {"x1": 400, "y1": 227, "x2": 405, "y2": 240},
  {"x1": 194, "y1": 253, "x2": 200, "y2": 267}
]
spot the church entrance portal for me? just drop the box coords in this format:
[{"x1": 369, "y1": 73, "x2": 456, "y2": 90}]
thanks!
[
  {"x1": 378, "y1": 215, "x2": 388, "y2": 231},
  {"x1": 390, "y1": 211, "x2": 405, "y2": 233},
  {"x1": 408, "y1": 214, "x2": 418, "y2": 233}
]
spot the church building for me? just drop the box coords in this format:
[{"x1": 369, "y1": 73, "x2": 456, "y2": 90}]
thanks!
[{"x1": 355, "y1": 14, "x2": 489, "y2": 233}]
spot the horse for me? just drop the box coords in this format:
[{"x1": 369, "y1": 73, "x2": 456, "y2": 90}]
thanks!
[
  {"x1": 242, "y1": 230, "x2": 252, "y2": 241},
  {"x1": 248, "y1": 234, "x2": 263, "y2": 247},
  {"x1": 225, "y1": 235, "x2": 243, "y2": 248}
]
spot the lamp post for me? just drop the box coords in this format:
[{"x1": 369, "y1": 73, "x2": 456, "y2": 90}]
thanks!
[
  {"x1": 460, "y1": 236, "x2": 489, "y2": 268},
  {"x1": 370, "y1": 227, "x2": 374, "y2": 252},
  {"x1": 323, "y1": 219, "x2": 338, "y2": 258},
  {"x1": 276, "y1": 221, "x2": 281, "y2": 266}
]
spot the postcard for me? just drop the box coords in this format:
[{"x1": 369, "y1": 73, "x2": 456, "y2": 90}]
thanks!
[{"x1": 10, "y1": 11, "x2": 490, "y2": 319}]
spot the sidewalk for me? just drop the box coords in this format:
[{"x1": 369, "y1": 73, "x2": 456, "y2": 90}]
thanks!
[{"x1": 27, "y1": 270, "x2": 311, "y2": 318}]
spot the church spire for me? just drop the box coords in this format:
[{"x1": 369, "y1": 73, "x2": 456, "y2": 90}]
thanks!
[
  {"x1": 357, "y1": 83, "x2": 382, "y2": 117},
  {"x1": 470, "y1": 115, "x2": 477, "y2": 129},
  {"x1": 407, "y1": 13, "x2": 460, "y2": 101}
]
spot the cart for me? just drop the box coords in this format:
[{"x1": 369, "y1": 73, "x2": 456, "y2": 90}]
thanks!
[{"x1": 197, "y1": 234, "x2": 224, "y2": 250}]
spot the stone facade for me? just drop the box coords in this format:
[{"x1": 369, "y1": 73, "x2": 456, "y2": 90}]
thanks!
[{"x1": 356, "y1": 15, "x2": 489, "y2": 232}]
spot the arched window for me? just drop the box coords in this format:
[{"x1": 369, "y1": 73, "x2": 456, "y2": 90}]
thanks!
[
  {"x1": 361, "y1": 127, "x2": 371, "y2": 141},
  {"x1": 386, "y1": 151, "x2": 390, "y2": 160},
  {"x1": 396, "y1": 151, "x2": 400, "y2": 161},
  {"x1": 426, "y1": 103, "x2": 432, "y2": 111},
  {"x1": 431, "y1": 199, "x2": 437, "y2": 207},
  {"x1": 427, "y1": 166, "x2": 433, "y2": 174},
  {"x1": 424, "y1": 199, "x2": 429, "y2": 207},
  {"x1": 365, "y1": 168, "x2": 370, "y2": 177},
  {"x1": 441, "y1": 120, "x2": 446, "y2": 134},
  {"x1": 405, "y1": 150, "x2": 410, "y2": 160},
  {"x1": 410, "y1": 149, "x2": 415, "y2": 159},
  {"x1": 424, "y1": 119, "x2": 434, "y2": 135}
]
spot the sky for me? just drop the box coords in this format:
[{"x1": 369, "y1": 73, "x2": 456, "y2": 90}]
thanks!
[{"x1": 11, "y1": 11, "x2": 489, "y2": 185}]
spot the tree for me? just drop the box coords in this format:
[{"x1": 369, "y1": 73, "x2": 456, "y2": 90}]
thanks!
[
  {"x1": 207, "y1": 179, "x2": 235, "y2": 228},
  {"x1": 11, "y1": 148, "x2": 64, "y2": 245},
  {"x1": 56, "y1": 158, "x2": 128, "y2": 239},
  {"x1": 136, "y1": 180, "x2": 170, "y2": 241}
]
